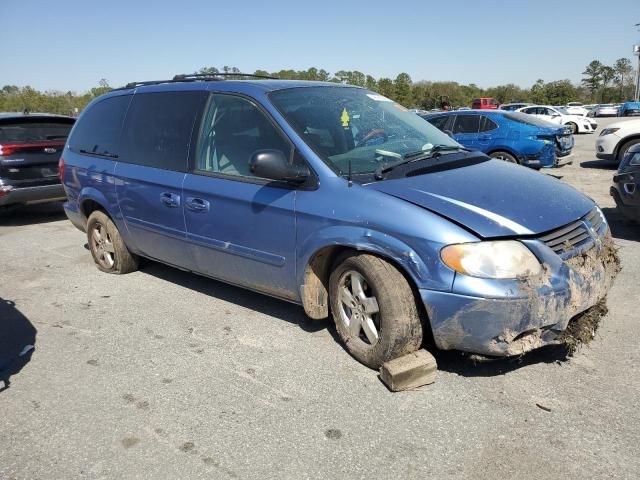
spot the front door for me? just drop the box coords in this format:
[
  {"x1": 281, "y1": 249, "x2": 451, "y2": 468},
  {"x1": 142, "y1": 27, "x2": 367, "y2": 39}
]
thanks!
[{"x1": 183, "y1": 93, "x2": 299, "y2": 300}]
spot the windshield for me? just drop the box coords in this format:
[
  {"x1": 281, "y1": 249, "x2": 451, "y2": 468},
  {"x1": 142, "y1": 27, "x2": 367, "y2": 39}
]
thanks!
[
  {"x1": 504, "y1": 112, "x2": 559, "y2": 128},
  {"x1": 269, "y1": 87, "x2": 460, "y2": 175},
  {"x1": 556, "y1": 107, "x2": 570, "y2": 115}
]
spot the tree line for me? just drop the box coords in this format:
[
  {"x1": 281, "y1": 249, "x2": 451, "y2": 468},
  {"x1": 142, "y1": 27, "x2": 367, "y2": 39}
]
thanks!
[{"x1": 1, "y1": 58, "x2": 636, "y2": 116}]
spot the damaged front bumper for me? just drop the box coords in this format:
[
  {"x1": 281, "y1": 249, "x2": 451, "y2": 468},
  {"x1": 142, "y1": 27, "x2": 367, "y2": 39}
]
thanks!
[{"x1": 421, "y1": 234, "x2": 618, "y2": 357}]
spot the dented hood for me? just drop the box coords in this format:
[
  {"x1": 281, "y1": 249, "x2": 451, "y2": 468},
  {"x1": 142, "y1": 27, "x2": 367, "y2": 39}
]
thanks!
[{"x1": 365, "y1": 159, "x2": 594, "y2": 238}]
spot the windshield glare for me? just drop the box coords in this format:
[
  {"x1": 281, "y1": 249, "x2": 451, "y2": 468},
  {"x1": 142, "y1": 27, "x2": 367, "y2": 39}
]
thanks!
[{"x1": 269, "y1": 87, "x2": 460, "y2": 175}]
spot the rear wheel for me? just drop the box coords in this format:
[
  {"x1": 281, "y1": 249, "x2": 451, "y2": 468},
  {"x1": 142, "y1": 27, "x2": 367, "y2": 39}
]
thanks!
[
  {"x1": 87, "y1": 210, "x2": 138, "y2": 274},
  {"x1": 489, "y1": 151, "x2": 518, "y2": 164},
  {"x1": 617, "y1": 139, "x2": 640, "y2": 163},
  {"x1": 329, "y1": 253, "x2": 423, "y2": 369}
]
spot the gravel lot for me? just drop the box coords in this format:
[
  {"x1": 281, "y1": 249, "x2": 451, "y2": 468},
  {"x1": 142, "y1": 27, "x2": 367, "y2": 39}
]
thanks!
[{"x1": 1, "y1": 117, "x2": 639, "y2": 479}]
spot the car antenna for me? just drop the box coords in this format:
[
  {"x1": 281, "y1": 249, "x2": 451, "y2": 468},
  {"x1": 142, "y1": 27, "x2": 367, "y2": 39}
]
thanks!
[{"x1": 348, "y1": 158, "x2": 353, "y2": 187}]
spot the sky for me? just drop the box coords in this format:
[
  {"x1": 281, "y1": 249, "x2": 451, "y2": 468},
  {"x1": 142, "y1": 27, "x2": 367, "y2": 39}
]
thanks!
[{"x1": 1, "y1": 0, "x2": 639, "y2": 92}]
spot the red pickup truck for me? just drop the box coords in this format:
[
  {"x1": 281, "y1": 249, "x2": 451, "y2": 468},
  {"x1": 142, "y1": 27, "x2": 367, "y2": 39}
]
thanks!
[{"x1": 471, "y1": 98, "x2": 499, "y2": 110}]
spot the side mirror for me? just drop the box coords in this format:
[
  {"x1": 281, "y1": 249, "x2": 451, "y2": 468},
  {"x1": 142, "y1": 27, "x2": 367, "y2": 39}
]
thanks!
[
  {"x1": 551, "y1": 114, "x2": 560, "y2": 118},
  {"x1": 249, "y1": 149, "x2": 310, "y2": 184}
]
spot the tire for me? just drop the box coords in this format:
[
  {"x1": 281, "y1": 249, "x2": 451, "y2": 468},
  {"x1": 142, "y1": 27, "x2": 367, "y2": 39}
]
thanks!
[
  {"x1": 566, "y1": 122, "x2": 578, "y2": 134},
  {"x1": 616, "y1": 138, "x2": 640, "y2": 163},
  {"x1": 489, "y1": 151, "x2": 518, "y2": 164},
  {"x1": 329, "y1": 253, "x2": 423, "y2": 369},
  {"x1": 87, "y1": 210, "x2": 138, "y2": 274}
]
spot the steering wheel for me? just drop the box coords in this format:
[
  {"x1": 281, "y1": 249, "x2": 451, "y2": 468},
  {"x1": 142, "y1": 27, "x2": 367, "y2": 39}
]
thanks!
[{"x1": 356, "y1": 128, "x2": 388, "y2": 147}]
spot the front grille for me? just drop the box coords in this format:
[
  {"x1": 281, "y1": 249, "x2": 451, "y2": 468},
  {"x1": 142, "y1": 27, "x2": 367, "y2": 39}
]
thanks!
[{"x1": 537, "y1": 207, "x2": 607, "y2": 258}]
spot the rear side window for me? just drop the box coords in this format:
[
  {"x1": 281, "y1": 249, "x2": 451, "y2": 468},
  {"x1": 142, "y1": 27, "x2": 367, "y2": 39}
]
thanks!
[
  {"x1": 69, "y1": 95, "x2": 131, "y2": 157},
  {"x1": 121, "y1": 91, "x2": 205, "y2": 172},
  {"x1": 479, "y1": 116, "x2": 498, "y2": 132},
  {"x1": 0, "y1": 118, "x2": 74, "y2": 144},
  {"x1": 452, "y1": 115, "x2": 480, "y2": 134}
]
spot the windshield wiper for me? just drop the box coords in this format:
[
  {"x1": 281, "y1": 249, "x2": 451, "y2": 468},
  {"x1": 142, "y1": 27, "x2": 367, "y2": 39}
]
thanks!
[{"x1": 374, "y1": 145, "x2": 470, "y2": 179}]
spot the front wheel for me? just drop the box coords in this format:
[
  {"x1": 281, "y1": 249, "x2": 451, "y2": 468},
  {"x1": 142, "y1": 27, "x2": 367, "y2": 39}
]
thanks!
[
  {"x1": 87, "y1": 210, "x2": 138, "y2": 274},
  {"x1": 489, "y1": 151, "x2": 518, "y2": 164},
  {"x1": 617, "y1": 139, "x2": 640, "y2": 163},
  {"x1": 566, "y1": 122, "x2": 578, "y2": 134},
  {"x1": 329, "y1": 253, "x2": 423, "y2": 369}
]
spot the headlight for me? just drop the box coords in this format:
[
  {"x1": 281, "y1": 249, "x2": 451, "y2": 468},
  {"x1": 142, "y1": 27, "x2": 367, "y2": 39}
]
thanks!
[
  {"x1": 600, "y1": 128, "x2": 620, "y2": 136},
  {"x1": 441, "y1": 240, "x2": 541, "y2": 279}
]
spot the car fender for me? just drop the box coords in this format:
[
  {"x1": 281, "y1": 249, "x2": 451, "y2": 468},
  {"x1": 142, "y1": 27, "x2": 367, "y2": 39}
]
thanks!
[
  {"x1": 297, "y1": 224, "x2": 453, "y2": 292},
  {"x1": 77, "y1": 186, "x2": 127, "y2": 233}
]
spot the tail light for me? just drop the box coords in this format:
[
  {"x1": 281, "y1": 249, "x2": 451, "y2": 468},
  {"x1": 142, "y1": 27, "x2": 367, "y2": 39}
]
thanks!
[
  {"x1": 0, "y1": 144, "x2": 17, "y2": 156},
  {"x1": 58, "y1": 157, "x2": 65, "y2": 182}
]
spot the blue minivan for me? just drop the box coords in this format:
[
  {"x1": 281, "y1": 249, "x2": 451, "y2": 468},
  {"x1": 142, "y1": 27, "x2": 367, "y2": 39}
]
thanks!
[
  {"x1": 61, "y1": 75, "x2": 615, "y2": 368},
  {"x1": 420, "y1": 110, "x2": 574, "y2": 168}
]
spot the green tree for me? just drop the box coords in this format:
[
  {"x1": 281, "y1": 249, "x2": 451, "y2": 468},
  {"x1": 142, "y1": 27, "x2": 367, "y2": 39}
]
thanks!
[
  {"x1": 393, "y1": 73, "x2": 413, "y2": 106},
  {"x1": 614, "y1": 57, "x2": 634, "y2": 100},
  {"x1": 376, "y1": 78, "x2": 396, "y2": 99},
  {"x1": 581, "y1": 60, "x2": 604, "y2": 100}
]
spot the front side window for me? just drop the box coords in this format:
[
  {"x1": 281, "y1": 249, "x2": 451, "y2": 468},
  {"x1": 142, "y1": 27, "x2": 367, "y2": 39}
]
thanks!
[
  {"x1": 121, "y1": 91, "x2": 205, "y2": 172},
  {"x1": 69, "y1": 95, "x2": 131, "y2": 157},
  {"x1": 269, "y1": 87, "x2": 459, "y2": 175},
  {"x1": 196, "y1": 95, "x2": 292, "y2": 177},
  {"x1": 426, "y1": 115, "x2": 451, "y2": 131}
]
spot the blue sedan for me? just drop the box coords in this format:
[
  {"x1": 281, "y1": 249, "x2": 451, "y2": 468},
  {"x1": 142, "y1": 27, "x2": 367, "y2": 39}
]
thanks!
[{"x1": 420, "y1": 110, "x2": 574, "y2": 168}]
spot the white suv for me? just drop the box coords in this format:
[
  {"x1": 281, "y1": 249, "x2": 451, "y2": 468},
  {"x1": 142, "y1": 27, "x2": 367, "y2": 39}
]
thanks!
[{"x1": 596, "y1": 118, "x2": 640, "y2": 163}]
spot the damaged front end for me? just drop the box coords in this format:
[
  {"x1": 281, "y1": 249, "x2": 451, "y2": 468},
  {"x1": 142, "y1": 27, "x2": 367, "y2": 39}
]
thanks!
[{"x1": 421, "y1": 207, "x2": 620, "y2": 357}]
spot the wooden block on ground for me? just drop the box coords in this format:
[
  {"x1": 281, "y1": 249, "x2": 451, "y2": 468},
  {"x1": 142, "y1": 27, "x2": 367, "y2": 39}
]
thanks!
[{"x1": 379, "y1": 349, "x2": 437, "y2": 391}]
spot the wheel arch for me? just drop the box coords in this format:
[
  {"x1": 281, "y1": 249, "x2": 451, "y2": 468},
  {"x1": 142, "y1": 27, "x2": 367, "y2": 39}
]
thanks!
[
  {"x1": 614, "y1": 134, "x2": 640, "y2": 159},
  {"x1": 298, "y1": 230, "x2": 436, "y2": 323}
]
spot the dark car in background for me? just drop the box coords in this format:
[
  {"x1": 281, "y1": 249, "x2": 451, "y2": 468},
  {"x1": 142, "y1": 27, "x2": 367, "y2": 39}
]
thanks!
[
  {"x1": 419, "y1": 110, "x2": 573, "y2": 168},
  {"x1": 0, "y1": 112, "x2": 75, "y2": 210},
  {"x1": 611, "y1": 143, "x2": 640, "y2": 222}
]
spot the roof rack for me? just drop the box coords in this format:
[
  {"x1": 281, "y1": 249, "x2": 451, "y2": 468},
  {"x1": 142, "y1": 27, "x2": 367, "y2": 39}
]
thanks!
[
  {"x1": 172, "y1": 73, "x2": 279, "y2": 81},
  {"x1": 114, "y1": 72, "x2": 280, "y2": 91}
]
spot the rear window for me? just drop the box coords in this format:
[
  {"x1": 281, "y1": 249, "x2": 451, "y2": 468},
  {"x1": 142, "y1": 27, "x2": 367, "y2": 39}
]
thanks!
[
  {"x1": 69, "y1": 95, "x2": 131, "y2": 157},
  {"x1": 0, "y1": 118, "x2": 74, "y2": 143}
]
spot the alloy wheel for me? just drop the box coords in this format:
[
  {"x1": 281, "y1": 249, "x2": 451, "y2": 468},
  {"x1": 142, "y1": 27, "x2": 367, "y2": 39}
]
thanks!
[
  {"x1": 337, "y1": 270, "x2": 381, "y2": 346},
  {"x1": 90, "y1": 222, "x2": 115, "y2": 269}
]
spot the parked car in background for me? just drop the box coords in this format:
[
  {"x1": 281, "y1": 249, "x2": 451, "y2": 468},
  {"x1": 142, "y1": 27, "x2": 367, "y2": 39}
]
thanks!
[
  {"x1": 588, "y1": 104, "x2": 619, "y2": 117},
  {"x1": 61, "y1": 75, "x2": 611, "y2": 366},
  {"x1": 0, "y1": 112, "x2": 75, "y2": 211},
  {"x1": 564, "y1": 104, "x2": 590, "y2": 116},
  {"x1": 420, "y1": 110, "x2": 573, "y2": 168},
  {"x1": 517, "y1": 105, "x2": 597, "y2": 134},
  {"x1": 596, "y1": 118, "x2": 640, "y2": 163},
  {"x1": 611, "y1": 143, "x2": 640, "y2": 222},
  {"x1": 617, "y1": 101, "x2": 640, "y2": 117},
  {"x1": 471, "y1": 98, "x2": 498, "y2": 109},
  {"x1": 499, "y1": 102, "x2": 532, "y2": 111}
]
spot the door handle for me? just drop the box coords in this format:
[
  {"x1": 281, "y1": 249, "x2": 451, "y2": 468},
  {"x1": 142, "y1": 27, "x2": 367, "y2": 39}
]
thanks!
[
  {"x1": 186, "y1": 197, "x2": 210, "y2": 212},
  {"x1": 160, "y1": 192, "x2": 180, "y2": 208}
]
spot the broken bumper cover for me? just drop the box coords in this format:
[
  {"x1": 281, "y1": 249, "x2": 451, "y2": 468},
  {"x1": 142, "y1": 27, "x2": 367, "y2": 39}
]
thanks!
[{"x1": 420, "y1": 237, "x2": 617, "y2": 357}]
